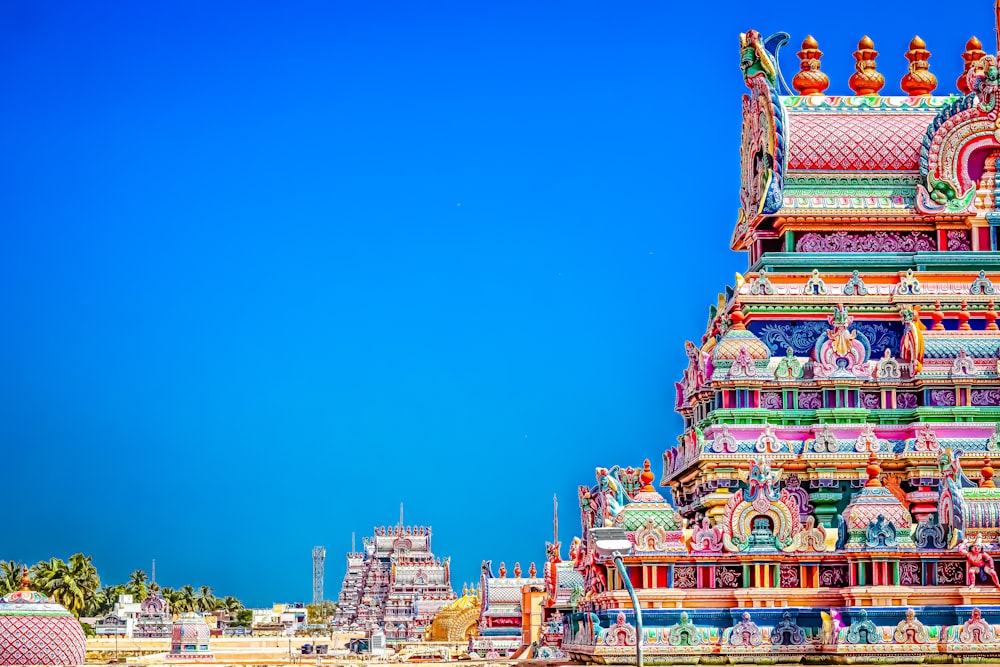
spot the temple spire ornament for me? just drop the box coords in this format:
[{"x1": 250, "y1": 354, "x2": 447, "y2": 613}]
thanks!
[
  {"x1": 849, "y1": 36, "x2": 885, "y2": 95},
  {"x1": 959, "y1": 37, "x2": 986, "y2": 94},
  {"x1": 901, "y1": 36, "x2": 936, "y2": 95},
  {"x1": 792, "y1": 35, "x2": 830, "y2": 95}
]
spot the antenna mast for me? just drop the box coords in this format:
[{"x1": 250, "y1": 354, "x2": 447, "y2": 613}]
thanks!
[
  {"x1": 553, "y1": 493, "x2": 559, "y2": 546},
  {"x1": 312, "y1": 546, "x2": 326, "y2": 605}
]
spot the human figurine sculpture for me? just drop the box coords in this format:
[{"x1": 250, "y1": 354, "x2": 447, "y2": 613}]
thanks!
[{"x1": 959, "y1": 536, "x2": 1000, "y2": 587}]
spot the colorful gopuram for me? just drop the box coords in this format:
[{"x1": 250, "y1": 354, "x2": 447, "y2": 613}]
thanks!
[
  {"x1": 469, "y1": 560, "x2": 543, "y2": 659},
  {"x1": 330, "y1": 524, "x2": 456, "y2": 644},
  {"x1": 563, "y1": 10, "x2": 1000, "y2": 665}
]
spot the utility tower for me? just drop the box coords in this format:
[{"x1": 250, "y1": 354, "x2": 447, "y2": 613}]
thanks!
[{"x1": 312, "y1": 546, "x2": 326, "y2": 605}]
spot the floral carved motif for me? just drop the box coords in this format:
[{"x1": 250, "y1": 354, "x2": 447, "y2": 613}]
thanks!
[
  {"x1": 779, "y1": 563, "x2": 800, "y2": 588},
  {"x1": 948, "y1": 230, "x2": 972, "y2": 251},
  {"x1": 819, "y1": 565, "x2": 847, "y2": 587},
  {"x1": 972, "y1": 390, "x2": 1000, "y2": 406},
  {"x1": 798, "y1": 392, "x2": 822, "y2": 409},
  {"x1": 899, "y1": 561, "x2": 921, "y2": 586},
  {"x1": 937, "y1": 561, "x2": 966, "y2": 586},
  {"x1": 761, "y1": 392, "x2": 783, "y2": 410},
  {"x1": 930, "y1": 389, "x2": 957, "y2": 406},
  {"x1": 673, "y1": 566, "x2": 697, "y2": 589},
  {"x1": 861, "y1": 391, "x2": 881, "y2": 409},
  {"x1": 715, "y1": 566, "x2": 742, "y2": 589}
]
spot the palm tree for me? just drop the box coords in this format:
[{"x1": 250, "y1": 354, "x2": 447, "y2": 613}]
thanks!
[
  {"x1": 195, "y1": 585, "x2": 215, "y2": 613},
  {"x1": 0, "y1": 561, "x2": 24, "y2": 597},
  {"x1": 68, "y1": 553, "x2": 100, "y2": 610},
  {"x1": 221, "y1": 596, "x2": 243, "y2": 613},
  {"x1": 178, "y1": 585, "x2": 196, "y2": 613},
  {"x1": 31, "y1": 558, "x2": 86, "y2": 616},
  {"x1": 127, "y1": 569, "x2": 148, "y2": 601}
]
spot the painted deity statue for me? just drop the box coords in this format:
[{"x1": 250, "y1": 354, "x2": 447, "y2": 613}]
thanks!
[
  {"x1": 745, "y1": 458, "x2": 781, "y2": 506},
  {"x1": 596, "y1": 467, "x2": 628, "y2": 527},
  {"x1": 959, "y1": 537, "x2": 1000, "y2": 587},
  {"x1": 939, "y1": 448, "x2": 973, "y2": 547}
]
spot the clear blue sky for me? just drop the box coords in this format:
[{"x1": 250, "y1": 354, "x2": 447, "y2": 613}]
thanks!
[{"x1": 0, "y1": 0, "x2": 989, "y2": 606}]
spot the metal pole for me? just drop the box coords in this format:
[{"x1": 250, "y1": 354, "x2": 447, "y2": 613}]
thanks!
[{"x1": 612, "y1": 553, "x2": 643, "y2": 667}]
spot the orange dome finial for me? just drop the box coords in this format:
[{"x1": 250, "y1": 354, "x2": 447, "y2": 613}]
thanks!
[
  {"x1": 865, "y1": 451, "x2": 882, "y2": 487},
  {"x1": 513, "y1": 562, "x2": 521, "y2": 578},
  {"x1": 792, "y1": 35, "x2": 830, "y2": 96},
  {"x1": 983, "y1": 454, "x2": 996, "y2": 488},
  {"x1": 959, "y1": 36, "x2": 987, "y2": 94},
  {"x1": 729, "y1": 302, "x2": 746, "y2": 331},
  {"x1": 849, "y1": 36, "x2": 885, "y2": 95},
  {"x1": 529, "y1": 562, "x2": 537, "y2": 577},
  {"x1": 20, "y1": 566, "x2": 30, "y2": 592},
  {"x1": 901, "y1": 35, "x2": 937, "y2": 95},
  {"x1": 640, "y1": 459, "x2": 656, "y2": 492}
]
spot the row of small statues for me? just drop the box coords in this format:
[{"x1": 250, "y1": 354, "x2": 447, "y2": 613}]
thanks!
[{"x1": 375, "y1": 525, "x2": 429, "y2": 536}]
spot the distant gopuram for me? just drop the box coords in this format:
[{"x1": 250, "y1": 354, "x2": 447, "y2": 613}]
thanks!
[
  {"x1": 330, "y1": 523, "x2": 455, "y2": 644},
  {"x1": 563, "y1": 6, "x2": 1000, "y2": 664}
]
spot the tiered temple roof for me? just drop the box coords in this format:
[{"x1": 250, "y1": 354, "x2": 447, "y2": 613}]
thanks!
[
  {"x1": 562, "y1": 6, "x2": 1000, "y2": 664},
  {"x1": 330, "y1": 524, "x2": 455, "y2": 643}
]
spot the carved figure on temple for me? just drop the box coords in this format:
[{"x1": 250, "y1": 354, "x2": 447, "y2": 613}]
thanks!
[
  {"x1": 866, "y1": 515, "x2": 898, "y2": 548},
  {"x1": 794, "y1": 516, "x2": 828, "y2": 552},
  {"x1": 722, "y1": 458, "x2": 801, "y2": 552},
  {"x1": 957, "y1": 607, "x2": 996, "y2": 643},
  {"x1": 893, "y1": 608, "x2": 929, "y2": 644},
  {"x1": 845, "y1": 609, "x2": 881, "y2": 645},
  {"x1": 689, "y1": 517, "x2": 724, "y2": 553},
  {"x1": 940, "y1": 448, "x2": 974, "y2": 547},
  {"x1": 771, "y1": 612, "x2": 806, "y2": 646},
  {"x1": 735, "y1": 29, "x2": 785, "y2": 236},
  {"x1": 745, "y1": 458, "x2": 780, "y2": 504},
  {"x1": 814, "y1": 305, "x2": 870, "y2": 378},
  {"x1": 959, "y1": 537, "x2": 1000, "y2": 587},
  {"x1": 727, "y1": 612, "x2": 763, "y2": 647},
  {"x1": 596, "y1": 468, "x2": 628, "y2": 526},
  {"x1": 667, "y1": 611, "x2": 702, "y2": 647}
]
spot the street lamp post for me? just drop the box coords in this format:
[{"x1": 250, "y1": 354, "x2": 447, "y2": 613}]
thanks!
[
  {"x1": 611, "y1": 552, "x2": 643, "y2": 667},
  {"x1": 591, "y1": 527, "x2": 643, "y2": 667}
]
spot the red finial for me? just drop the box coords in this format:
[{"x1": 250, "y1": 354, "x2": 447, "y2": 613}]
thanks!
[
  {"x1": 849, "y1": 36, "x2": 885, "y2": 95},
  {"x1": 792, "y1": 35, "x2": 830, "y2": 95},
  {"x1": 20, "y1": 566, "x2": 30, "y2": 592},
  {"x1": 988, "y1": 300, "x2": 998, "y2": 331},
  {"x1": 932, "y1": 301, "x2": 945, "y2": 330},
  {"x1": 514, "y1": 562, "x2": 521, "y2": 578},
  {"x1": 499, "y1": 562, "x2": 506, "y2": 578},
  {"x1": 959, "y1": 300, "x2": 972, "y2": 330},
  {"x1": 529, "y1": 562, "x2": 537, "y2": 577},
  {"x1": 729, "y1": 302, "x2": 746, "y2": 330},
  {"x1": 640, "y1": 459, "x2": 656, "y2": 492},
  {"x1": 865, "y1": 452, "x2": 882, "y2": 487},
  {"x1": 901, "y1": 36, "x2": 936, "y2": 95},
  {"x1": 984, "y1": 454, "x2": 996, "y2": 488},
  {"x1": 959, "y1": 37, "x2": 986, "y2": 94}
]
